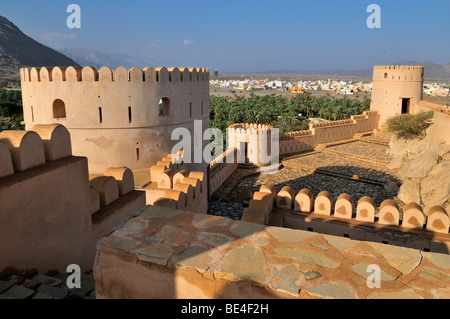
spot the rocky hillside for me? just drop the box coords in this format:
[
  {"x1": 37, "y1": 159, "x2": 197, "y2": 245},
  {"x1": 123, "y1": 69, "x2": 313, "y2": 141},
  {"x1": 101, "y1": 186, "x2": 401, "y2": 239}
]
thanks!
[
  {"x1": 386, "y1": 130, "x2": 450, "y2": 213},
  {"x1": 0, "y1": 15, "x2": 80, "y2": 81}
]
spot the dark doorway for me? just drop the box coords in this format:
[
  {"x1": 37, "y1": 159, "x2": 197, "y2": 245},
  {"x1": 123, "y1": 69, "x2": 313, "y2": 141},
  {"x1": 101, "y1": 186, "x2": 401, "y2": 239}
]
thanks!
[{"x1": 401, "y1": 98, "x2": 410, "y2": 114}]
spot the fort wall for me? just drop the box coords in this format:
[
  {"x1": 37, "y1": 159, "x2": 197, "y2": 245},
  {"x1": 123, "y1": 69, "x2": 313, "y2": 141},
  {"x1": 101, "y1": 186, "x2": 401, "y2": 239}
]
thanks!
[
  {"x1": 0, "y1": 124, "x2": 146, "y2": 272},
  {"x1": 276, "y1": 186, "x2": 449, "y2": 253},
  {"x1": 142, "y1": 150, "x2": 209, "y2": 214},
  {"x1": 20, "y1": 66, "x2": 210, "y2": 185}
]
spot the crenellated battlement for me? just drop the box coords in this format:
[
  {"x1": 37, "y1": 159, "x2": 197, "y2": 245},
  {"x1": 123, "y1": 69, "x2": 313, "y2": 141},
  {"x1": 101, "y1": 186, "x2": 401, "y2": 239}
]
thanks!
[
  {"x1": 274, "y1": 186, "x2": 450, "y2": 250},
  {"x1": 20, "y1": 66, "x2": 210, "y2": 83},
  {"x1": 0, "y1": 124, "x2": 72, "y2": 177},
  {"x1": 372, "y1": 65, "x2": 424, "y2": 82},
  {"x1": 20, "y1": 65, "x2": 211, "y2": 176},
  {"x1": 374, "y1": 65, "x2": 424, "y2": 71}
]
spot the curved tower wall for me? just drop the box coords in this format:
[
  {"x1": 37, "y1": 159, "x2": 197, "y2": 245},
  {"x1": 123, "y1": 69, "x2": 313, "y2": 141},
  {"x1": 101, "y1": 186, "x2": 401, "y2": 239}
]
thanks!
[
  {"x1": 370, "y1": 65, "x2": 424, "y2": 127},
  {"x1": 20, "y1": 66, "x2": 210, "y2": 182}
]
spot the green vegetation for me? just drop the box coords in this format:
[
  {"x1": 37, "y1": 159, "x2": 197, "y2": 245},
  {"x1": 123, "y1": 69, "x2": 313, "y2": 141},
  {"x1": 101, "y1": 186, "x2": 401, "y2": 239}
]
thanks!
[
  {"x1": 210, "y1": 93, "x2": 371, "y2": 134},
  {"x1": 0, "y1": 89, "x2": 24, "y2": 132},
  {"x1": 386, "y1": 111, "x2": 434, "y2": 140}
]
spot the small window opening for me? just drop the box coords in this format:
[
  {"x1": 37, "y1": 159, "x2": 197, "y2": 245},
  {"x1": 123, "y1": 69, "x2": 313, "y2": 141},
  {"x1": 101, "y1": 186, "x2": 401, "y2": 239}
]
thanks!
[
  {"x1": 159, "y1": 98, "x2": 170, "y2": 117},
  {"x1": 53, "y1": 99, "x2": 66, "y2": 119},
  {"x1": 128, "y1": 106, "x2": 132, "y2": 123}
]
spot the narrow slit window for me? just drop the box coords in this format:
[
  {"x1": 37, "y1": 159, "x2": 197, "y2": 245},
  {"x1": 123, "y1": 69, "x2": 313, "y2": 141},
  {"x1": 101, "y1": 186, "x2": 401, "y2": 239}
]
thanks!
[
  {"x1": 201, "y1": 101, "x2": 204, "y2": 116},
  {"x1": 128, "y1": 106, "x2": 132, "y2": 123},
  {"x1": 31, "y1": 106, "x2": 34, "y2": 122},
  {"x1": 99, "y1": 107, "x2": 103, "y2": 124},
  {"x1": 190, "y1": 103, "x2": 192, "y2": 118},
  {"x1": 136, "y1": 148, "x2": 140, "y2": 161}
]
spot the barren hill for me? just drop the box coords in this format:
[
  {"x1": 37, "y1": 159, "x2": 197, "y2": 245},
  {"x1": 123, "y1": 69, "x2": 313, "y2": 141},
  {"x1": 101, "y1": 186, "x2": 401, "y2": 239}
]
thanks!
[{"x1": 0, "y1": 15, "x2": 80, "y2": 82}]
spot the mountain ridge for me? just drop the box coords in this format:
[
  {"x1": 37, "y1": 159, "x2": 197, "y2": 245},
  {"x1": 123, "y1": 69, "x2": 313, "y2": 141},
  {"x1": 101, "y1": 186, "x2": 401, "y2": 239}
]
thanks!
[
  {"x1": 0, "y1": 15, "x2": 80, "y2": 81},
  {"x1": 255, "y1": 61, "x2": 450, "y2": 79}
]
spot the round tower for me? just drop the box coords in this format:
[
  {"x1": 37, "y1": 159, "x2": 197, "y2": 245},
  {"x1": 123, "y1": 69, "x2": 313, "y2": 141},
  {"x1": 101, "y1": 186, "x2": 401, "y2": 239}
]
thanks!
[
  {"x1": 370, "y1": 65, "x2": 424, "y2": 128},
  {"x1": 20, "y1": 66, "x2": 210, "y2": 186}
]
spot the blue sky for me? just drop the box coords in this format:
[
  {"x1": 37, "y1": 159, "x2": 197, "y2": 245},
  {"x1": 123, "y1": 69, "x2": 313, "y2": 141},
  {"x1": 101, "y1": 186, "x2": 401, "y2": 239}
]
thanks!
[{"x1": 2, "y1": 0, "x2": 449, "y2": 72}]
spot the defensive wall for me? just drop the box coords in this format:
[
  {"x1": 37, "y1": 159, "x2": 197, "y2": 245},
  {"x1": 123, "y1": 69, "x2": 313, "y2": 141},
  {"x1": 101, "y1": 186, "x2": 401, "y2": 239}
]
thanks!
[
  {"x1": 209, "y1": 148, "x2": 239, "y2": 195},
  {"x1": 234, "y1": 181, "x2": 450, "y2": 253},
  {"x1": 20, "y1": 66, "x2": 210, "y2": 186},
  {"x1": 143, "y1": 150, "x2": 208, "y2": 214},
  {"x1": 0, "y1": 124, "x2": 146, "y2": 272},
  {"x1": 416, "y1": 101, "x2": 450, "y2": 147},
  {"x1": 209, "y1": 111, "x2": 379, "y2": 197}
]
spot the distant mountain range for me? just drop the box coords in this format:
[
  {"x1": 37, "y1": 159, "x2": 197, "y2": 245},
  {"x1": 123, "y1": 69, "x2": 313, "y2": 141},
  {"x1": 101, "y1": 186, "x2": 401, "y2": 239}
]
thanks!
[
  {"x1": 0, "y1": 15, "x2": 80, "y2": 81},
  {"x1": 258, "y1": 61, "x2": 450, "y2": 80},
  {"x1": 58, "y1": 47, "x2": 157, "y2": 70}
]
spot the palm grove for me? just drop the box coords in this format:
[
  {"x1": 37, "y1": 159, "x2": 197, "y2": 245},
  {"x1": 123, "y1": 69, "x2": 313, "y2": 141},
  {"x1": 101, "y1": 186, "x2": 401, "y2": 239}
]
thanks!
[
  {"x1": 0, "y1": 88, "x2": 23, "y2": 131},
  {"x1": 210, "y1": 93, "x2": 371, "y2": 134}
]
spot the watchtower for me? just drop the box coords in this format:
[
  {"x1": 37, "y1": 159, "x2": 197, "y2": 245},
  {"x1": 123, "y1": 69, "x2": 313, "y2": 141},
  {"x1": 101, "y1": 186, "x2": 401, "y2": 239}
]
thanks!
[
  {"x1": 20, "y1": 66, "x2": 210, "y2": 186},
  {"x1": 370, "y1": 65, "x2": 424, "y2": 127}
]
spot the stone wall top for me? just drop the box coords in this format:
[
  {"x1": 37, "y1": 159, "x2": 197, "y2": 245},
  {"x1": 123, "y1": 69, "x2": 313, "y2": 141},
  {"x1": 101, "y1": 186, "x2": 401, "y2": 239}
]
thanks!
[
  {"x1": 20, "y1": 66, "x2": 210, "y2": 83},
  {"x1": 94, "y1": 205, "x2": 450, "y2": 299}
]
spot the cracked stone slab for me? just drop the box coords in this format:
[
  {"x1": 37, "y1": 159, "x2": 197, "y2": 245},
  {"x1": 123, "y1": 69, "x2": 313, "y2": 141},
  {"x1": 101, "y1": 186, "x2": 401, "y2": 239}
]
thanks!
[
  {"x1": 351, "y1": 263, "x2": 397, "y2": 281},
  {"x1": 192, "y1": 214, "x2": 230, "y2": 229},
  {"x1": 132, "y1": 243, "x2": 174, "y2": 266},
  {"x1": 304, "y1": 270, "x2": 322, "y2": 281},
  {"x1": 175, "y1": 245, "x2": 216, "y2": 273},
  {"x1": 197, "y1": 232, "x2": 234, "y2": 249},
  {"x1": 268, "y1": 264, "x2": 303, "y2": 297},
  {"x1": 267, "y1": 226, "x2": 315, "y2": 244},
  {"x1": 368, "y1": 289, "x2": 423, "y2": 299},
  {"x1": 113, "y1": 218, "x2": 149, "y2": 237},
  {"x1": 418, "y1": 269, "x2": 450, "y2": 281},
  {"x1": 154, "y1": 225, "x2": 190, "y2": 244},
  {"x1": 306, "y1": 282, "x2": 356, "y2": 299},
  {"x1": 426, "y1": 252, "x2": 450, "y2": 270},
  {"x1": 323, "y1": 234, "x2": 355, "y2": 253},
  {"x1": 368, "y1": 242, "x2": 422, "y2": 275},
  {"x1": 229, "y1": 221, "x2": 265, "y2": 238},
  {"x1": 274, "y1": 248, "x2": 341, "y2": 269},
  {"x1": 253, "y1": 235, "x2": 270, "y2": 246},
  {"x1": 214, "y1": 244, "x2": 267, "y2": 287},
  {"x1": 99, "y1": 236, "x2": 142, "y2": 253}
]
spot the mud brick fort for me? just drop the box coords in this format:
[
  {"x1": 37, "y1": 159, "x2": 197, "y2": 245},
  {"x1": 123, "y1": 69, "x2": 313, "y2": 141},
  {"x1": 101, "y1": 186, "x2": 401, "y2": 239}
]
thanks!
[{"x1": 0, "y1": 65, "x2": 448, "y2": 299}]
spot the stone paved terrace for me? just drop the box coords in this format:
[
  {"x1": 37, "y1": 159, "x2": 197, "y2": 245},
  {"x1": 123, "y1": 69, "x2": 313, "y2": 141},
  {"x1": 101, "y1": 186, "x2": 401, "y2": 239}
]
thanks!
[
  {"x1": 0, "y1": 271, "x2": 95, "y2": 299},
  {"x1": 94, "y1": 206, "x2": 450, "y2": 299},
  {"x1": 324, "y1": 140, "x2": 393, "y2": 163},
  {"x1": 212, "y1": 134, "x2": 404, "y2": 216}
]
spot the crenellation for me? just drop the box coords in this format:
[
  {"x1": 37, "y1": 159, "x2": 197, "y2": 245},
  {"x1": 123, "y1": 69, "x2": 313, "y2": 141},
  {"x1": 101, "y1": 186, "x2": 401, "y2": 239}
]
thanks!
[
  {"x1": 89, "y1": 175, "x2": 120, "y2": 207},
  {"x1": 283, "y1": 188, "x2": 449, "y2": 235},
  {"x1": 30, "y1": 124, "x2": 72, "y2": 162},
  {"x1": 334, "y1": 193, "x2": 354, "y2": 220},
  {"x1": 426, "y1": 206, "x2": 450, "y2": 234},
  {"x1": 0, "y1": 130, "x2": 46, "y2": 172},
  {"x1": 20, "y1": 66, "x2": 210, "y2": 83},
  {"x1": 379, "y1": 199, "x2": 400, "y2": 226},
  {"x1": 402, "y1": 202, "x2": 425, "y2": 230},
  {"x1": 0, "y1": 141, "x2": 14, "y2": 179}
]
